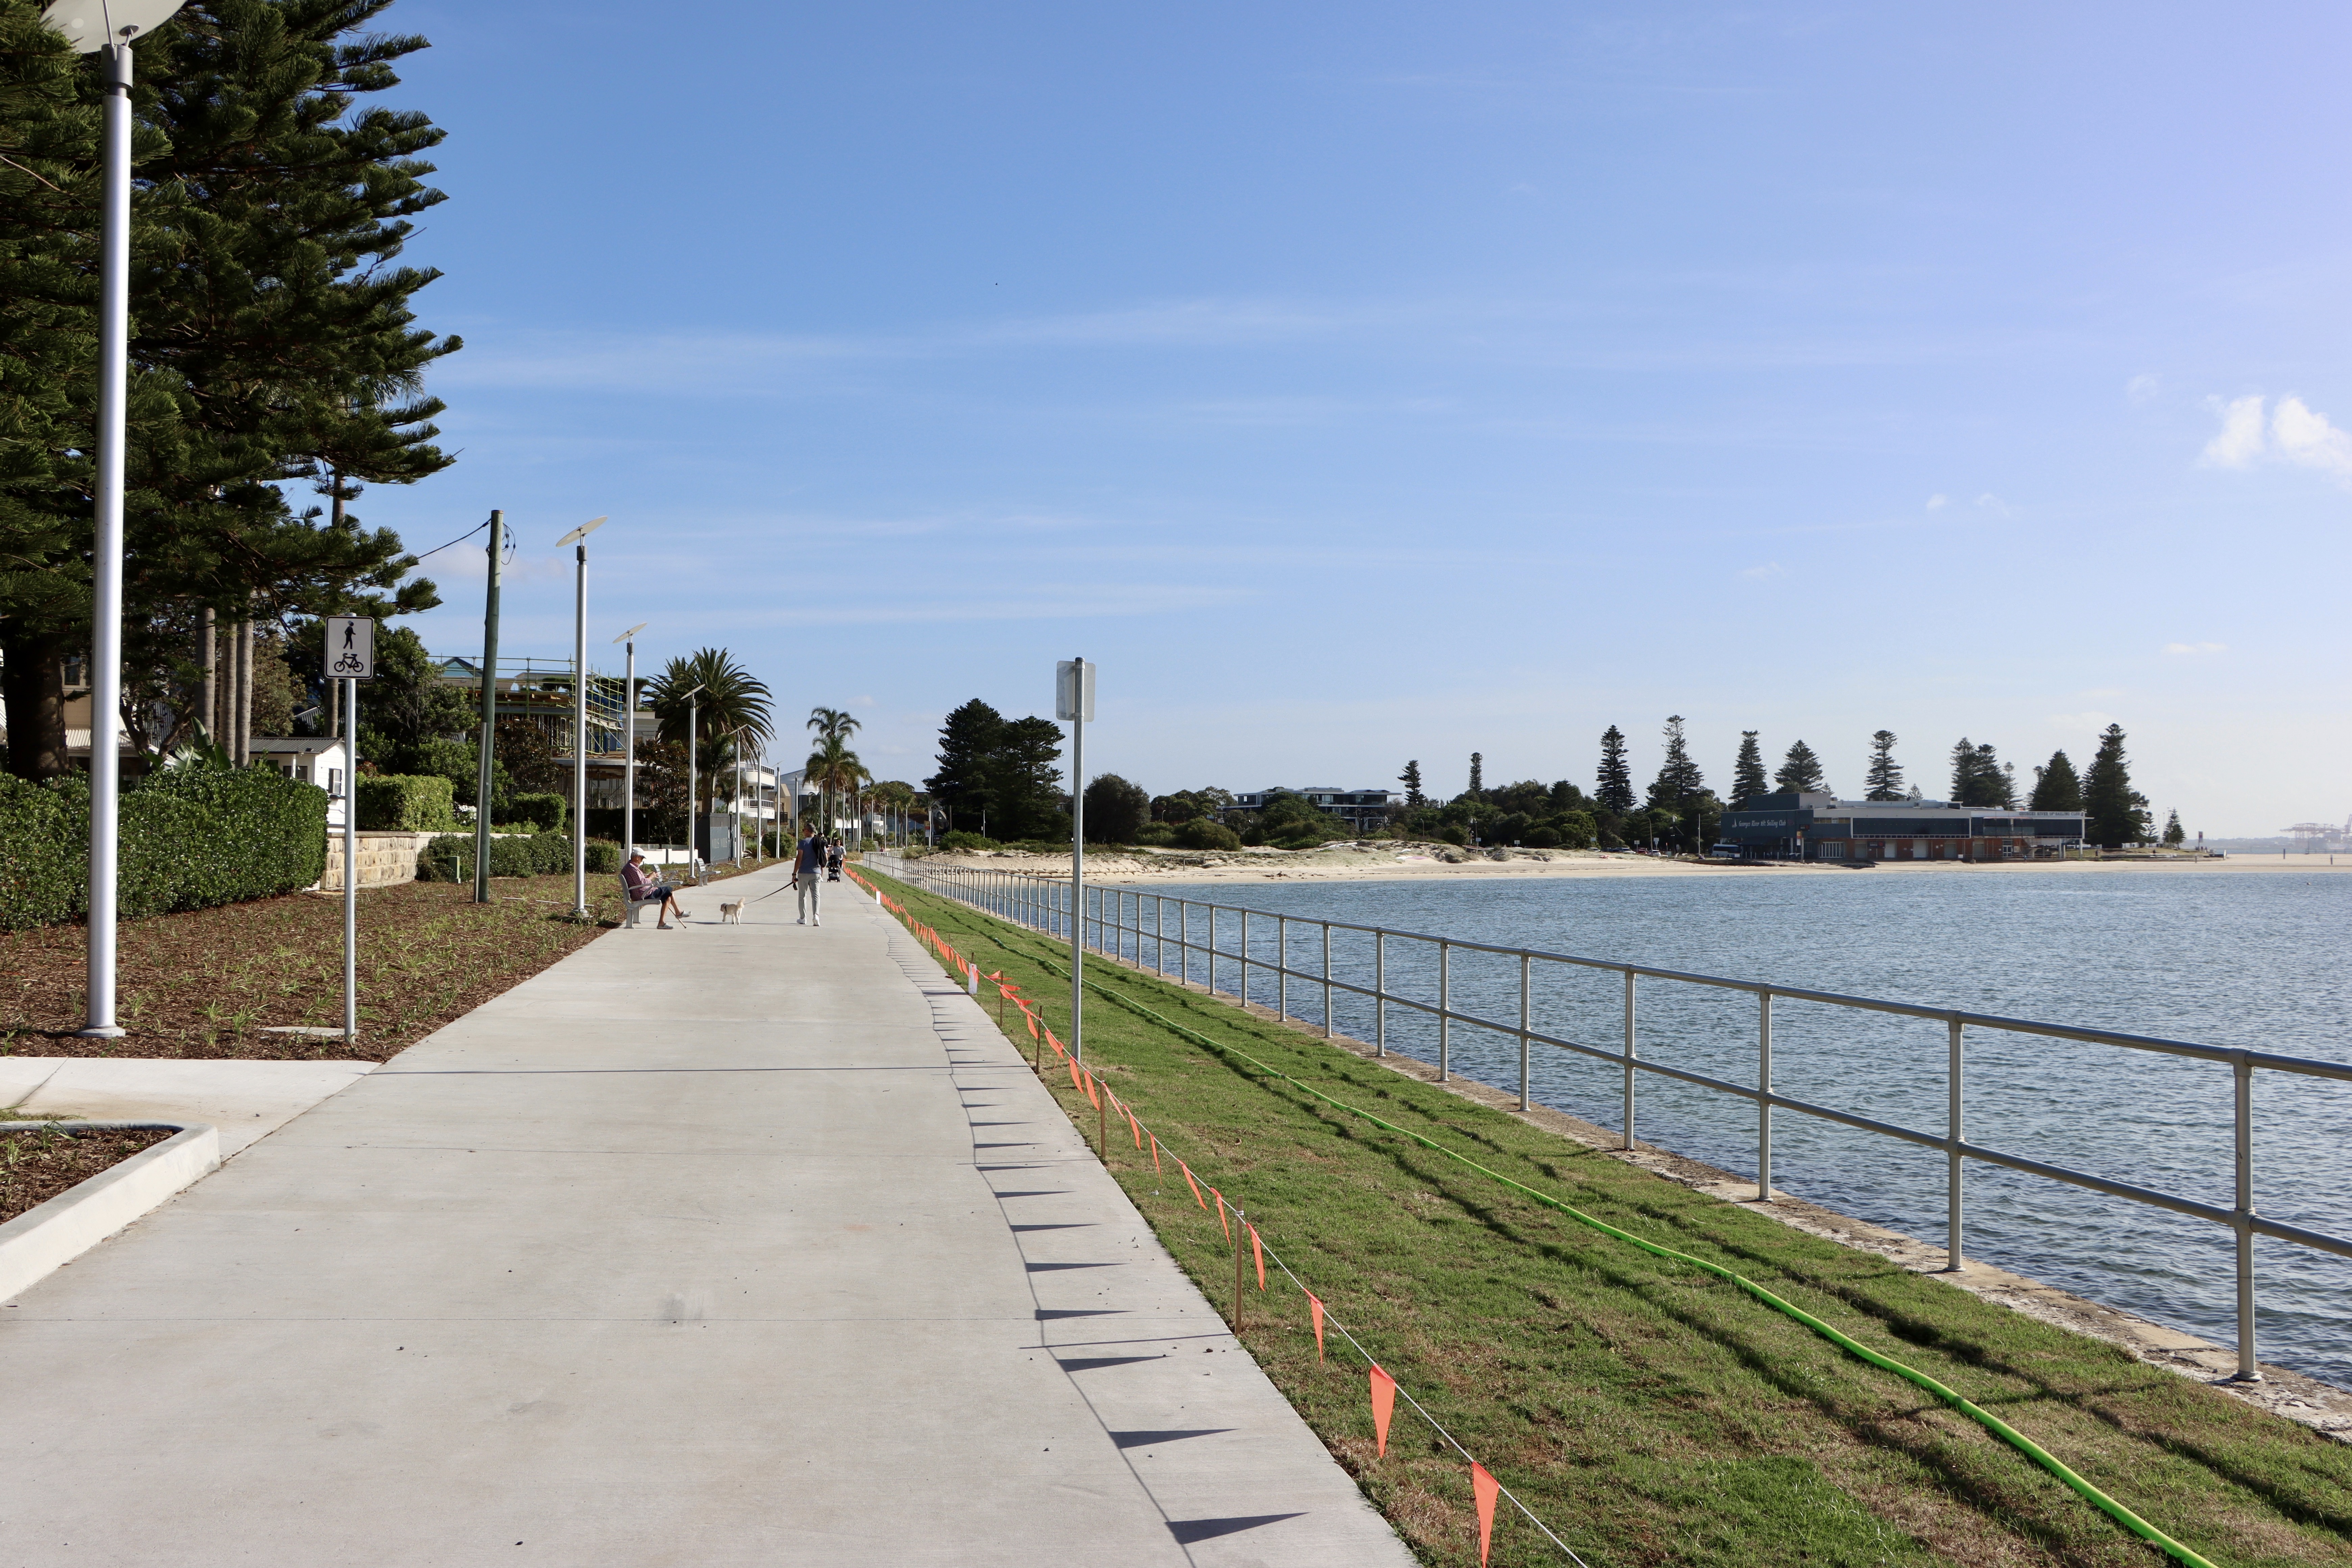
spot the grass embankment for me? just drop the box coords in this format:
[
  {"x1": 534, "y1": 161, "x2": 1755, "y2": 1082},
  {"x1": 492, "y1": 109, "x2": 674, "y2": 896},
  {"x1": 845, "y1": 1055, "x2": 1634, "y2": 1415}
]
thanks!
[
  {"x1": 867, "y1": 870, "x2": 2352, "y2": 1568},
  {"x1": 0, "y1": 862, "x2": 771, "y2": 1062}
]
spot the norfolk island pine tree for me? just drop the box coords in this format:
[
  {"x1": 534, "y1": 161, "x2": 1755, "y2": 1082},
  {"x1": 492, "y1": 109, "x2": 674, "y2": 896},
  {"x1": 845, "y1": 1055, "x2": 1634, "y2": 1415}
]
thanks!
[
  {"x1": 1732, "y1": 731, "x2": 1769, "y2": 807},
  {"x1": 1864, "y1": 731, "x2": 1905, "y2": 800},
  {"x1": 1773, "y1": 739, "x2": 1827, "y2": 795},
  {"x1": 1595, "y1": 726, "x2": 1636, "y2": 815}
]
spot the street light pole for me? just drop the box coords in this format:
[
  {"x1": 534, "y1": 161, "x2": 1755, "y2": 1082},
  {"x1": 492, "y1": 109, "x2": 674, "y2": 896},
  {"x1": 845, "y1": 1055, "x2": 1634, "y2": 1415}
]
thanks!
[
  {"x1": 473, "y1": 512, "x2": 503, "y2": 904},
  {"x1": 613, "y1": 622, "x2": 646, "y2": 863},
  {"x1": 53, "y1": 0, "x2": 186, "y2": 1037},
  {"x1": 1056, "y1": 658, "x2": 1094, "y2": 1066},
  {"x1": 555, "y1": 517, "x2": 606, "y2": 920},
  {"x1": 681, "y1": 683, "x2": 705, "y2": 883}
]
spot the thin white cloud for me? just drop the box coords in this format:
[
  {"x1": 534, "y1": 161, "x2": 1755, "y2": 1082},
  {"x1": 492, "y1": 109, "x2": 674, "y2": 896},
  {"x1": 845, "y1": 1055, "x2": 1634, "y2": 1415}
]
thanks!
[
  {"x1": 2163, "y1": 641, "x2": 2227, "y2": 655},
  {"x1": 2126, "y1": 373, "x2": 2160, "y2": 405},
  {"x1": 1925, "y1": 493, "x2": 1947, "y2": 510},
  {"x1": 1737, "y1": 561, "x2": 1787, "y2": 579},
  {"x1": 2270, "y1": 396, "x2": 2352, "y2": 483},
  {"x1": 2202, "y1": 394, "x2": 2267, "y2": 467},
  {"x1": 1974, "y1": 493, "x2": 2009, "y2": 516},
  {"x1": 735, "y1": 583, "x2": 1256, "y2": 628},
  {"x1": 2199, "y1": 393, "x2": 2352, "y2": 484}
]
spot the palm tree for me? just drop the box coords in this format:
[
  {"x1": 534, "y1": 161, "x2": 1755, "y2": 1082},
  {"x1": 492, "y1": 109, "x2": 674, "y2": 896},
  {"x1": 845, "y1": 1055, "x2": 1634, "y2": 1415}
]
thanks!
[
  {"x1": 646, "y1": 648, "x2": 772, "y2": 818},
  {"x1": 805, "y1": 734, "x2": 865, "y2": 838},
  {"x1": 808, "y1": 706, "x2": 860, "y2": 747}
]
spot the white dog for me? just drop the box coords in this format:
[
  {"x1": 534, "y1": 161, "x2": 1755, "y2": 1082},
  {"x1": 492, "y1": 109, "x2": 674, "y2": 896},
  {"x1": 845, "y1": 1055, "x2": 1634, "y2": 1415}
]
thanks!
[{"x1": 718, "y1": 899, "x2": 743, "y2": 925}]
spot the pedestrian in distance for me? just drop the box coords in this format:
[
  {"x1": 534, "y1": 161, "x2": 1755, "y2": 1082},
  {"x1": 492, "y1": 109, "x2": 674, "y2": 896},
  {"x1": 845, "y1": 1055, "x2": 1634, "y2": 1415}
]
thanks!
[{"x1": 792, "y1": 825, "x2": 827, "y2": 926}]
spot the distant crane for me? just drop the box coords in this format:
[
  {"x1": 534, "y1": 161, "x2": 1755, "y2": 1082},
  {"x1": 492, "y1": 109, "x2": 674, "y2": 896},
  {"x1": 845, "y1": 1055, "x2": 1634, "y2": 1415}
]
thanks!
[{"x1": 2282, "y1": 821, "x2": 2347, "y2": 853}]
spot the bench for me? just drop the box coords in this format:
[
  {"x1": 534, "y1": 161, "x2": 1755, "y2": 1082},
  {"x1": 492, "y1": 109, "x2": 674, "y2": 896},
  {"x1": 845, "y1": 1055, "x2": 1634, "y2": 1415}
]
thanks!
[{"x1": 623, "y1": 896, "x2": 663, "y2": 928}]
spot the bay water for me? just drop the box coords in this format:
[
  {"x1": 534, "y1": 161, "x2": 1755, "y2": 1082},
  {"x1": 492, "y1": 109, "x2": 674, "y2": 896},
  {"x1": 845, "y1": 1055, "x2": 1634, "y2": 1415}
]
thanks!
[{"x1": 1128, "y1": 869, "x2": 2352, "y2": 1388}]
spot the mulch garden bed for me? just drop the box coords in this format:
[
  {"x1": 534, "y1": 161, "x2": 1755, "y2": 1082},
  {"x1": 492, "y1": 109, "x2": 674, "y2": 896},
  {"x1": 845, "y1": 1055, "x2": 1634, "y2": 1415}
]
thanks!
[
  {"x1": 1, "y1": 863, "x2": 768, "y2": 1065},
  {"x1": 0, "y1": 1125, "x2": 173, "y2": 1224}
]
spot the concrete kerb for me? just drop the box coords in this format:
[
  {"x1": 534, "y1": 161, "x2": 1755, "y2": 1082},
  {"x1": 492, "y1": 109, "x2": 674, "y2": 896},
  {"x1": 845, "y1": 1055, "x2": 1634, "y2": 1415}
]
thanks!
[{"x1": 0, "y1": 1121, "x2": 221, "y2": 1303}]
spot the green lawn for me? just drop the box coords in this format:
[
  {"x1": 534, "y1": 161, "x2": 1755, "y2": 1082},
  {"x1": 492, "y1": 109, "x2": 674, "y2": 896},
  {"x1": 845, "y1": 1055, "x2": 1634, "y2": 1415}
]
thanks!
[{"x1": 869, "y1": 869, "x2": 2352, "y2": 1568}]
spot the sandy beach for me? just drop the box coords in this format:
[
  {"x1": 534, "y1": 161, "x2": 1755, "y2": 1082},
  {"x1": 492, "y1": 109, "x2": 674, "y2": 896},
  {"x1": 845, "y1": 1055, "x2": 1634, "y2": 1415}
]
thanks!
[{"x1": 909, "y1": 844, "x2": 2352, "y2": 886}]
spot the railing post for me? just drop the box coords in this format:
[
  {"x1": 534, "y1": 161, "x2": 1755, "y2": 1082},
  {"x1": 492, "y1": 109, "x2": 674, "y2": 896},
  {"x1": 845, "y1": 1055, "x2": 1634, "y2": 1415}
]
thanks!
[
  {"x1": 1517, "y1": 953, "x2": 1530, "y2": 1111},
  {"x1": 1323, "y1": 922, "x2": 1333, "y2": 1038},
  {"x1": 1277, "y1": 915, "x2": 1288, "y2": 1021},
  {"x1": 1946, "y1": 1015, "x2": 1964, "y2": 1271},
  {"x1": 1622, "y1": 970, "x2": 1636, "y2": 1150},
  {"x1": 1239, "y1": 910, "x2": 1249, "y2": 1009},
  {"x1": 1757, "y1": 989, "x2": 1773, "y2": 1202},
  {"x1": 1155, "y1": 895, "x2": 1165, "y2": 975},
  {"x1": 2235, "y1": 1058, "x2": 2261, "y2": 1380},
  {"x1": 1181, "y1": 900, "x2": 1190, "y2": 986},
  {"x1": 1438, "y1": 940, "x2": 1450, "y2": 1081},
  {"x1": 1375, "y1": 932, "x2": 1386, "y2": 1057}
]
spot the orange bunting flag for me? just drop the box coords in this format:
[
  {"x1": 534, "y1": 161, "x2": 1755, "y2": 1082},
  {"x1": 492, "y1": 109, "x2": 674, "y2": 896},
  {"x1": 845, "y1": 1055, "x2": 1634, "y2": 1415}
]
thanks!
[
  {"x1": 1209, "y1": 1188, "x2": 1230, "y2": 1240},
  {"x1": 1307, "y1": 1292, "x2": 1325, "y2": 1361},
  {"x1": 1248, "y1": 1224, "x2": 1265, "y2": 1290},
  {"x1": 1128, "y1": 1109, "x2": 1142, "y2": 1149},
  {"x1": 1025, "y1": 1011, "x2": 1039, "y2": 1040},
  {"x1": 1083, "y1": 1070, "x2": 1100, "y2": 1109},
  {"x1": 1180, "y1": 1160, "x2": 1205, "y2": 1209},
  {"x1": 1149, "y1": 1133, "x2": 1162, "y2": 1173},
  {"x1": 1471, "y1": 1462, "x2": 1500, "y2": 1566},
  {"x1": 1369, "y1": 1366, "x2": 1397, "y2": 1457},
  {"x1": 1067, "y1": 1057, "x2": 1082, "y2": 1092}
]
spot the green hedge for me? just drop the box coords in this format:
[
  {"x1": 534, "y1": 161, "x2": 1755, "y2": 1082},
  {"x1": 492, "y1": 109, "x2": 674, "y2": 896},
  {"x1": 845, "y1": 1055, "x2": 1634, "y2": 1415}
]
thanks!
[
  {"x1": 357, "y1": 773, "x2": 458, "y2": 832},
  {"x1": 500, "y1": 792, "x2": 565, "y2": 833},
  {"x1": 0, "y1": 766, "x2": 330, "y2": 931},
  {"x1": 416, "y1": 833, "x2": 619, "y2": 882}
]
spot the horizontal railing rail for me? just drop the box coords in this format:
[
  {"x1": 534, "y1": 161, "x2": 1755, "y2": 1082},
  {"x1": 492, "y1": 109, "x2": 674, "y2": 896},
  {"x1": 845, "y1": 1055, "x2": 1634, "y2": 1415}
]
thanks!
[{"x1": 864, "y1": 852, "x2": 2352, "y2": 1380}]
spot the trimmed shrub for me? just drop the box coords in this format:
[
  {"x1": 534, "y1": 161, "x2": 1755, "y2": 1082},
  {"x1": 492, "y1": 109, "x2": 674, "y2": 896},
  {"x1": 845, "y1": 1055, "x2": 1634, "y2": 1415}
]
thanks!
[
  {"x1": 501, "y1": 792, "x2": 566, "y2": 833},
  {"x1": 1173, "y1": 818, "x2": 1242, "y2": 851},
  {"x1": 357, "y1": 773, "x2": 458, "y2": 832},
  {"x1": 1132, "y1": 822, "x2": 1175, "y2": 847},
  {"x1": 0, "y1": 765, "x2": 329, "y2": 930},
  {"x1": 584, "y1": 839, "x2": 621, "y2": 874},
  {"x1": 1553, "y1": 810, "x2": 1598, "y2": 850},
  {"x1": 939, "y1": 830, "x2": 1000, "y2": 851},
  {"x1": 417, "y1": 834, "x2": 473, "y2": 882}
]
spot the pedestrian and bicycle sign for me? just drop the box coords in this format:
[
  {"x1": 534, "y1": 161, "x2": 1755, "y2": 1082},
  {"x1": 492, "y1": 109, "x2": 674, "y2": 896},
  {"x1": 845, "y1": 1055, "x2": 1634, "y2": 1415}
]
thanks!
[{"x1": 324, "y1": 616, "x2": 376, "y2": 680}]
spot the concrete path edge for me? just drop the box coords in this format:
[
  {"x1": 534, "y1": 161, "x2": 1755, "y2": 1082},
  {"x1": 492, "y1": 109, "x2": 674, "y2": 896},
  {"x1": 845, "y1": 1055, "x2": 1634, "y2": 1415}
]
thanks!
[{"x1": 0, "y1": 1121, "x2": 221, "y2": 1302}]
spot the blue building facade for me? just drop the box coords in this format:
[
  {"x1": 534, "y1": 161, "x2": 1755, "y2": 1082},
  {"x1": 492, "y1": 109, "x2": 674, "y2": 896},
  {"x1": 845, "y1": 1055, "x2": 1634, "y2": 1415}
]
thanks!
[{"x1": 1718, "y1": 792, "x2": 2085, "y2": 862}]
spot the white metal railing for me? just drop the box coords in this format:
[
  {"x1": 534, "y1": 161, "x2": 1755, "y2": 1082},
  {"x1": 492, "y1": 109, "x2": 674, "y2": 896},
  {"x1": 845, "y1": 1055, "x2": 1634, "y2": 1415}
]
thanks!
[{"x1": 863, "y1": 853, "x2": 2352, "y2": 1383}]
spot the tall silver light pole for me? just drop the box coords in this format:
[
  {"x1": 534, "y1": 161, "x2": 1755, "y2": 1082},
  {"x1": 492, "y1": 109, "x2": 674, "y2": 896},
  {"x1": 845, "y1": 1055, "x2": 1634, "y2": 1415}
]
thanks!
[
  {"x1": 1056, "y1": 659, "x2": 1094, "y2": 1065},
  {"x1": 48, "y1": 0, "x2": 185, "y2": 1037},
  {"x1": 555, "y1": 516, "x2": 606, "y2": 918},
  {"x1": 613, "y1": 622, "x2": 645, "y2": 859},
  {"x1": 681, "y1": 683, "x2": 705, "y2": 882}
]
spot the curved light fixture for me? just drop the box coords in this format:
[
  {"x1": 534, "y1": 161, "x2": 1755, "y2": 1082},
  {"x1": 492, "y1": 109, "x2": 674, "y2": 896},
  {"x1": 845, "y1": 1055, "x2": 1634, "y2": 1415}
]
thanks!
[
  {"x1": 555, "y1": 515, "x2": 607, "y2": 546},
  {"x1": 42, "y1": 0, "x2": 184, "y2": 50}
]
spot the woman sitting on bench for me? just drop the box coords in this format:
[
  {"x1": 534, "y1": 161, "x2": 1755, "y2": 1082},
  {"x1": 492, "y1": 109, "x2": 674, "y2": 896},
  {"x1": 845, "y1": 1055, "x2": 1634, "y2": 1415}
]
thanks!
[{"x1": 621, "y1": 850, "x2": 689, "y2": 929}]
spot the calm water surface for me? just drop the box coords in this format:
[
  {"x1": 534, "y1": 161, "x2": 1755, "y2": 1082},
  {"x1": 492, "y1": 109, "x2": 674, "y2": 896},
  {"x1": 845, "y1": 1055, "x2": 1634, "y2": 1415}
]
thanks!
[{"x1": 1116, "y1": 871, "x2": 2352, "y2": 1388}]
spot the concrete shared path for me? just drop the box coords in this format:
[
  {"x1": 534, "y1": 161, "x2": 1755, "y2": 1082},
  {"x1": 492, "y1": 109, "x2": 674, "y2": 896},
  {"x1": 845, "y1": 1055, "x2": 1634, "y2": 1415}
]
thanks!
[{"x1": 0, "y1": 864, "x2": 1414, "y2": 1567}]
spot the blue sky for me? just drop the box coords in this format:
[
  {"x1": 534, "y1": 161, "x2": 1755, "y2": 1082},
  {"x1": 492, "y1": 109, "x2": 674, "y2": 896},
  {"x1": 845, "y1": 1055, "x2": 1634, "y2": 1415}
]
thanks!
[{"x1": 363, "y1": 2, "x2": 2351, "y2": 837}]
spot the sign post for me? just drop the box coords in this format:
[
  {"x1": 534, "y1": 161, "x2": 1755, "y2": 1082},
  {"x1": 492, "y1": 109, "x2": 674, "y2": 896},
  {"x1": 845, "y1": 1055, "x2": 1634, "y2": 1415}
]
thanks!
[
  {"x1": 323, "y1": 617, "x2": 376, "y2": 1044},
  {"x1": 1056, "y1": 659, "x2": 1094, "y2": 1068}
]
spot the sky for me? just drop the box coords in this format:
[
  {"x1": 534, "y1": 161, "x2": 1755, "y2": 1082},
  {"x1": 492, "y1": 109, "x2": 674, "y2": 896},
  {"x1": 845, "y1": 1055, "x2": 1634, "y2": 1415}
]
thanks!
[{"x1": 359, "y1": 2, "x2": 2352, "y2": 838}]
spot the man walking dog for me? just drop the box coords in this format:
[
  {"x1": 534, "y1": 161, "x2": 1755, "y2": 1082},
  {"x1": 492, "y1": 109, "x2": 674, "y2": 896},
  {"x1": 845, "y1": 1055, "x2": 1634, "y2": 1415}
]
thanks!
[{"x1": 792, "y1": 824, "x2": 828, "y2": 926}]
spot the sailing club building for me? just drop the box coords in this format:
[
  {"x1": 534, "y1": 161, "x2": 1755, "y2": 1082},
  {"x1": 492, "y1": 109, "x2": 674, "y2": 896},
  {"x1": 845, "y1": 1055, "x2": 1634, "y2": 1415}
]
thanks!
[{"x1": 1718, "y1": 792, "x2": 2087, "y2": 862}]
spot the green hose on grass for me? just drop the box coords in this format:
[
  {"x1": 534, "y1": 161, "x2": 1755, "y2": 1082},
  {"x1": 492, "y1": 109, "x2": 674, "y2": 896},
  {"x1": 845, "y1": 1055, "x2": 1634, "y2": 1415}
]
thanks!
[{"x1": 939, "y1": 900, "x2": 2219, "y2": 1568}]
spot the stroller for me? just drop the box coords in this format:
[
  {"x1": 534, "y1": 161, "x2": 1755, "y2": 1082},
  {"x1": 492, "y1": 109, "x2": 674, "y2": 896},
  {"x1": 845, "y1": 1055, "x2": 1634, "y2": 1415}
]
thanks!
[{"x1": 825, "y1": 839, "x2": 844, "y2": 881}]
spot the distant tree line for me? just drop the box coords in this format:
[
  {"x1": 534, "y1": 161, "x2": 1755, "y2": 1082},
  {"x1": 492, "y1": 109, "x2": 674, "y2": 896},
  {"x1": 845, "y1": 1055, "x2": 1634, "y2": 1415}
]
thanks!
[{"x1": 920, "y1": 696, "x2": 2163, "y2": 855}]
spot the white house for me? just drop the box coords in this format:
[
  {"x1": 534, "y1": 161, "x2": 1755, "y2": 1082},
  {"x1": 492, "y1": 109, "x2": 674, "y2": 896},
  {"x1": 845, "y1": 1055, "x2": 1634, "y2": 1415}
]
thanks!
[{"x1": 250, "y1": 735, "x2": 349, "y2": 826}]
